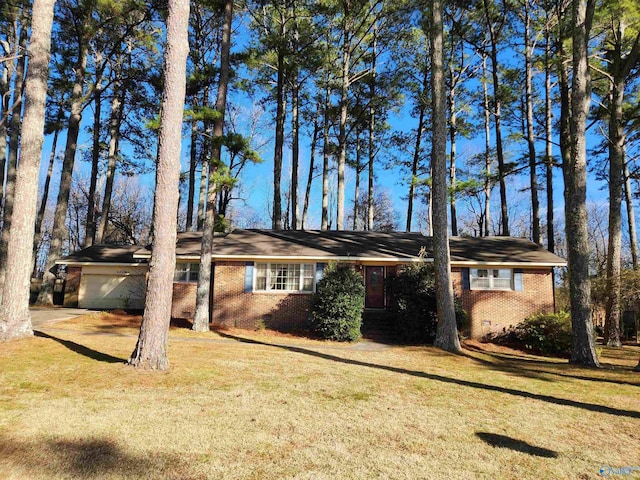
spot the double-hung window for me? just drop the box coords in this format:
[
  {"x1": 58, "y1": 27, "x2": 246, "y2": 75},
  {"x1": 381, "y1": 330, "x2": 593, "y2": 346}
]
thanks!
[
  {"x1": 254, "y1": 263, "x2": 315, "y2": 292},
  {"x1": 470, "y1": 268, "x2": 513, "y2": 290},
  {"x1": 174, "y1": 262, "x2": 200, "y2": 282}
]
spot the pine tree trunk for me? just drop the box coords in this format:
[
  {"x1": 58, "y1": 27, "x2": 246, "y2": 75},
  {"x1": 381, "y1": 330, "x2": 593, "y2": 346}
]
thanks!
[
  {"x1": 353, "y1": 129, "x2": 361, "y2": 230},
  {"x1": 0, "y1": 20, "x2": 27, "y2": 298},
  {"x1": 321, "y1": 77, "x2": 330, "y2": 231},
  {"x1": 302, "y1": 103, "x2": 319, "y2": 230},
  {"x1": 524, "y1": 4, "x2": 540, "y2": 244},
  {"x1": 545, "y1": 20, "x2": 554, "y2": 253},
  {"x1": 603, "y1": 20, "x2": 635, "y2": 347},
  {"x1": 336, "y1": 23, "x2": 350, "y2": 231},
  {"x1": 197, "y1": 161, "x2": 208, "y2": 229},
  {"x1": 96, "y1": 76, "x2": 124, "y2": 244},
  {"x1": 367, "y1": 24, "x2": 377, "y2": 232},
  {"x1": 482, "y1": 0, "x2": 509, "y2": 236},
  {"x1": 85, "y1": 80, "x2": 103, "y2": 247},
  {"x1": 624, "y1": 159, "x2": 638, "y2": 269},
  {"x1": 0, "y1": 19, "x2": 28, "y2": 300},
  {"x1": 272, "y1": 19, "x2": 286, "y2": 231},
  {"x1": 482, "y1": 53, "x2": 492, "y2": 237},
  {"x1": 566, "y1": 0, "x2": 599, "y2": 367},
  {"x1": 38, "y1": 45, "x2": 88, "y2": 304},
  {"x1": 0, "y1": 60, "x2": 8, "y2": 217},
  {"x1": 367, "y1": 101, "x2": 374, "y2": 232},
  {"x1": 290, "y1": 3, "x2": 300, "y2": 231},
  {"x1": 129, "y1": 0, "x2": 190, "y2": 369},
  {"x1": 449, "y1": 84, "x2": 458, "y2": 236},
  {"x1": 192, "y1": 0, "x2": 232, "y2": 332},
  {"x1": 406, "y1": 95, "x2": 426, "y2": 233},
  {"x1": 96, "y1": 82, "x2": 125, "y2": 243},
  {"x1": 0, "y1": 0, "x2": 55, "y2": 340},
  {"x1": 197, "y1": 85, "x2": 211, "y2": 231},
  {"x1": 186, "y1": 99, "x2": 198, "y2": 231},
  {"x1": 428, "y1": 163, "x2": 433, "y2": 235},
  {"x1": 603, "y1": 71, "x2": 623, "y2": 347},
  {"x1": 291, "y1": 69, "x2": 300, "y2": 230},
  {"x1": 431, "y1": 0, "x2": 460, "y2": 353},
  {"x1": 33, "y1": 117, "x2": 62, "y2": 276}
]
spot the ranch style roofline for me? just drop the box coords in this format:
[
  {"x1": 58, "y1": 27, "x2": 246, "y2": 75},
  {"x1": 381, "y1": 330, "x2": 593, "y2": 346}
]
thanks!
[{"x1": 57, "y1": 229, "x2": 568, "y2": 268}]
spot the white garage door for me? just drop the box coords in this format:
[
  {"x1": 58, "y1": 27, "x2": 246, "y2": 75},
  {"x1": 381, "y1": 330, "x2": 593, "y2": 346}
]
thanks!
[{"x1": 79, "y1": 274, "x2": 146, "y2": 309}]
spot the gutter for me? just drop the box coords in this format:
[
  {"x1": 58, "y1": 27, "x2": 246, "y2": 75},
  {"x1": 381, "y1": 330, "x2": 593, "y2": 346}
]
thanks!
[
  {"x1": 67, "y1": 256, "x2": 566, "y2": 269},
  {"x1": 55, "y1": 261, "x2": 148, "y2": 267}
]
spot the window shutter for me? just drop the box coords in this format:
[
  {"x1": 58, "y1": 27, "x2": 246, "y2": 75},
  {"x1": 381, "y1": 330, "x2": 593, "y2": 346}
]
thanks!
[
  {"x1": 244, "y1": 262, "x2": 254, "y2": 293},
  {"x1": 462, "y1": 268, "x2": 470, "y2": 290},
  {"x1": 514, "y1": 269, "x2": 523, "y2": 291},
  {"x1": 315, "y1": 263, "x2": 325, "y2": 284}
]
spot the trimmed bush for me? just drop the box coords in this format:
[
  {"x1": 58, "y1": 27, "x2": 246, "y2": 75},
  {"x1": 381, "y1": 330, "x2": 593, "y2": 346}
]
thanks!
[
  {"x1": 490, "y1": 312, "x2": 572, "y2": 357},
  {"x1": 310, "y1": 263, "x2": 364, "y2": 341},
  {"x1": 388, "y1": 263, "x2": 467, "y2": 343}
]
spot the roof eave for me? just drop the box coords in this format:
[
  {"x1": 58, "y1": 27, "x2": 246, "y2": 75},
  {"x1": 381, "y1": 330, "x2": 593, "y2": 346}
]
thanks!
[
  {"x1": 210, "y1": 255, "x2": 428, "y2": 263},
  {"x1": 450, "y1": 260, "x2": 566, "y2": 268},
  {"x1": 55, "y1": 260, "x2": 148, "y2": 267},
  {"x1": 128, "y1": 253, "x2": 566, "y2": 267}
]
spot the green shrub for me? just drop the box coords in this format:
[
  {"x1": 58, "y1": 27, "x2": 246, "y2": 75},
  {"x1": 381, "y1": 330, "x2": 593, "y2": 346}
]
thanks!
[
  {"x1": 490, "y1": 312, "x2": 572, "y2": 357},
  {"x1": 388, "y1": 263, "x2": 467, "y2": 343},
  {"x1": 310, "y1": 263, "x2": 365, "y2": 341}
]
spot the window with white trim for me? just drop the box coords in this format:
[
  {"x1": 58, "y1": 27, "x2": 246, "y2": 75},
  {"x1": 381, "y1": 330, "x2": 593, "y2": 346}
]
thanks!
[
  {"x1": 174, "y1": 262, "x2": 200, "y2": 282},
  {"x1": 254, "y1": 263, "x2": 315, "y2": 292},
  {"x1": 470, "y1": 268, "x2": 513, "y2": 290}
]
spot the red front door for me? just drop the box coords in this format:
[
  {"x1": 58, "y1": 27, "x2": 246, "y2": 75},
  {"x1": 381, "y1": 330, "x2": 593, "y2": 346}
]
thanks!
[{"x1": 365, "y1": 266, "x2": 385, "y2": 309}]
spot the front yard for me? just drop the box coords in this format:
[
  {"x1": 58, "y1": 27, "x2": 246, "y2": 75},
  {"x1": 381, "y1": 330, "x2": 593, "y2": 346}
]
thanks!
[{"x1": 1, "y1": 312, "x2": 639, "y2": 479}]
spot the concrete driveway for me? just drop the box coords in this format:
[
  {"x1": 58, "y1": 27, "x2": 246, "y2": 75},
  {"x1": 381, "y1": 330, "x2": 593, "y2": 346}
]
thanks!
[{"x1": 29, "y1": 307, "x2": 90, "y2": 326}]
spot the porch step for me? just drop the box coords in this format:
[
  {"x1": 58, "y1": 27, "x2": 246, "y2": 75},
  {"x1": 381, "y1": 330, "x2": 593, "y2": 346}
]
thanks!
[{"x1": 361, "y1": 310, "x2": 396, "y2": 342}]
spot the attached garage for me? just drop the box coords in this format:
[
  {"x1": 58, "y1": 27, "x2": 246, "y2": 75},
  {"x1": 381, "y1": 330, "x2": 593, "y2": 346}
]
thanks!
[
  {"x1": 56, "y1": 244, "x2": 149, "y2": 310},
  {"x1": 78, "y1": 265, "x2": 147, "y2": 309}
]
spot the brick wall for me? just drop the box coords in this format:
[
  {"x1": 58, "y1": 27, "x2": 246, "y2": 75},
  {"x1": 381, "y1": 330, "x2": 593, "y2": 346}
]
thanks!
[
  {"x1": 171, "y1": 282, "x2": 198, "y2": 319},
  {"x1": 63, "y1": 267, "x2": 82, "y2": 307},
  {"x1": 173, "y1": 261, "x2": 555, "y2": 337},
  {"x1": 452, "y1": 267, "x2": 555, "y2": 338},
  {"x1": 212, "y1": 261, "x2": 313, "y2": 331}
]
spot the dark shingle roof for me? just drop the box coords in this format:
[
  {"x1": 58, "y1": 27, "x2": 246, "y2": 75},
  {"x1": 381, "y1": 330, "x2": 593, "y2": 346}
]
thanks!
[
  {"x1": 58, "y1": 229, "x2": 566, "y2": 266},
  {"x1": 132, "y1": 231, "x2": 226, "y2": 258},
  {"x1": 212, "y1": 229, "x2": 427, "y2": 259},
  {"x1": 211, "y1": 229, "x2": 566, "y2": 266},
  {"x1": 448, "y1": 236, "x2": 565, "y2": 264},
  {"x1": 56, "y1": 244, "x2": 145, "y2": 264}
]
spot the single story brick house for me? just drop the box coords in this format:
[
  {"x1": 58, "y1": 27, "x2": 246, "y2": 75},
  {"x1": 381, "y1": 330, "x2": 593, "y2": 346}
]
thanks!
[{"x1": 57, "y1": 229, "x2": 566, "y2": 338}]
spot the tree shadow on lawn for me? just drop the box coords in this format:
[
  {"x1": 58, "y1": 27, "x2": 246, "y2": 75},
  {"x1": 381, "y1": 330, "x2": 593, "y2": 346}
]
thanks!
[
  {"x1": 0, "y1": 435, "x2": 204, "y2": 479},
  {"x1": 216, "y1": 331, "x2": 640, "y2": 420},
  {"x1": 462, "y1": 343, "x2": 640, "y2": 387},
  {"x1": 34, "y1": 330, "x2": 127, "y2": 364},
  {"x1": 475, "y1": 432, "x2": 558, "y2": 458}
]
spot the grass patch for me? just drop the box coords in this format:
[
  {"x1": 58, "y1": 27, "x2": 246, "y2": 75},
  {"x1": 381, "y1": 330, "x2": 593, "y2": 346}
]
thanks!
[{"x1": 0, "y1": 313, "x2": 639, "y2": 479}]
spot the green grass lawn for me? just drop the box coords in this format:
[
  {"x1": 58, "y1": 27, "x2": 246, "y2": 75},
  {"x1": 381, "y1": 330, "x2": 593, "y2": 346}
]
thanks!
[{"x1": 1, "y1": 312, "x2": 639, "y2": 479}]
